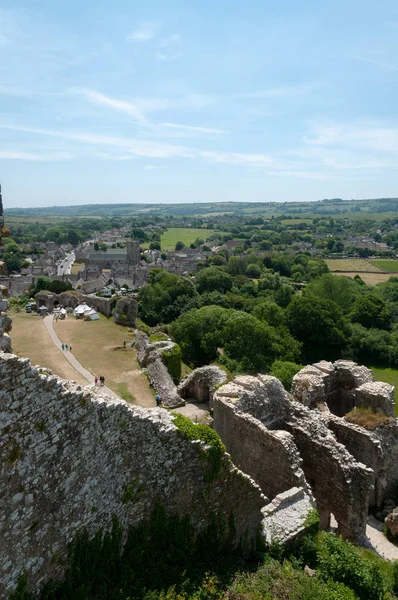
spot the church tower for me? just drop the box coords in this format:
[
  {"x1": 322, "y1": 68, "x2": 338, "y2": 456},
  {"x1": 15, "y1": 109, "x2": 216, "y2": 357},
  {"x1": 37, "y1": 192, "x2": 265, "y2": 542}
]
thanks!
[{"x1": 126, "y1": 239, "x2": 140, "y2": 266}]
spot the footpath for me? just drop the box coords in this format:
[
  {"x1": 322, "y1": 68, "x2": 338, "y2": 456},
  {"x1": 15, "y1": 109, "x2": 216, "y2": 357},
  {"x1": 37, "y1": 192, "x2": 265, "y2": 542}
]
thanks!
[{"x1": 43, "y1": 315, "x2": 118, "y2": 399}]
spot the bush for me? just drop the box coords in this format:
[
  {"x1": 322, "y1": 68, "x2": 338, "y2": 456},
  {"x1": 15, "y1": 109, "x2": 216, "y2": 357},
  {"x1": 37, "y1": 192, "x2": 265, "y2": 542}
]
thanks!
[
  {"x1": 269, "y1": 360, "x2": 303, "y2": 391},
  {"x1": 316, "y1": 532, "x2": 386, "y2": 600}
]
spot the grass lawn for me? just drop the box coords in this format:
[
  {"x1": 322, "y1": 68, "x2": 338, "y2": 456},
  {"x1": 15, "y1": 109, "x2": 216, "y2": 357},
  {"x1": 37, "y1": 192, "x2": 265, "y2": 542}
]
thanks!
[
  {"x1": 325, "y1": 258, "x2": 383, "y2": 272},
  {"x1": 160, "y1": 227, "x2": 225, "y2": 250},
  {"x1": 11, "y1": 311, "x2": 87, "y2": 385},
  {"x1": 370, "y1": 260, "x2": 398, "y2": 273},
  {"x1": 371, "y1": 366, "x2": 398, "y2": 414},
  {"x1": 54, "y1": 315, "x2": 154, "y2": 407}
]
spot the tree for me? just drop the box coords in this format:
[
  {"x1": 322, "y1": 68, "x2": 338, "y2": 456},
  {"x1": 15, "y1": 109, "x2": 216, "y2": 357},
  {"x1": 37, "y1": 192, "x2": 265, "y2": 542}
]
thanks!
[
  {"x1": 269, "y1": 360, "x2": 303, "y2": 391},
  {"x1": 149, "y1": 242, "x2": 161, "y2": 250},
  {"x1": 305, "y1": 274, "x2": 360, "y2": 313},
  {"x1": 245, "y1": 263, "x2": 262, "y2": 279},
  {"x1": 253, "y1": 300, "x2": 286, "y2": 327},
  {"x1": 175, "y1": 241, "x2": 185, "y2": 251},
  {"x1": 195, "y1": 267, "x2": 233, "y2": 294},
  {"x1": 94, "y1": 242, "x2": 99, "y2": 251},
  {"x1": 287, "y1": 296, "x2": 349, "y2": 363},
  {"x1": 139, "y1": 272, "x2": 198, "y2": 325},
  {"x1": 170, "y1": 306, "x2": 228, "y2": 363},
  {"x1": 350, "y1": 294, "x2": 391, "y2": 330}
]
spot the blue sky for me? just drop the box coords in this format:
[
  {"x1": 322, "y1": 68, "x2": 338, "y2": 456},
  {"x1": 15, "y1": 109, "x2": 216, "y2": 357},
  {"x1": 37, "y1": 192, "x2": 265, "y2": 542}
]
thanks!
[{"x1": 0, "y1": 0, "x2": 398, "y2": 207}]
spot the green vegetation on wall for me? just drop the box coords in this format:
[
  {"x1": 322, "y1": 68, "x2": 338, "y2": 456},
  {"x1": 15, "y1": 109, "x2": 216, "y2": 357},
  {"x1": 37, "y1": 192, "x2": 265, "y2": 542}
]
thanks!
[{"x1": 162, "y1": 343, "x2": 182, "y2": 382}]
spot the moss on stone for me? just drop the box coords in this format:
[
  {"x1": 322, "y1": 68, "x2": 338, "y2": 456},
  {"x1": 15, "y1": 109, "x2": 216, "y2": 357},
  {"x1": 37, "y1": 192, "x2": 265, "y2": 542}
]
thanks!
[{"x1": 172, "y1": 413, "x2": 226, "y2": 482}]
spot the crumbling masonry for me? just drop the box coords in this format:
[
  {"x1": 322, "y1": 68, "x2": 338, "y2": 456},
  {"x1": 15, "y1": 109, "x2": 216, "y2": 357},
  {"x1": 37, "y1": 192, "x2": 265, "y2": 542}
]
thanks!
[{"x1": 2, "y1": 301, "x2": 398, "y2": 598}]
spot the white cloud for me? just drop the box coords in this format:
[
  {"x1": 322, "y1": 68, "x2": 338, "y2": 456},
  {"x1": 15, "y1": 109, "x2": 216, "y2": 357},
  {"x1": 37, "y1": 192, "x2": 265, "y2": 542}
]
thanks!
[
  {"x1": 353, "y1": 56, "x2": 398, "y2": 72},
  {"x1": 0, "y1": 150, "x2": 71, "y2": 161},
  {"x1": 127, "y1": 22, "x2": 159, "y2": 42},
  {"x1": 74, "y1": 89, "x2": 148, "y2": 125},
  {"x1": 155, "y1": 52, "x2": 182, "y2": 62},
  {"x1": 201, "y1": 150, "x2": 273, "y2": 167},
  {"x1": 159, "y1": 122, "x2": 226, "y2": 135}
]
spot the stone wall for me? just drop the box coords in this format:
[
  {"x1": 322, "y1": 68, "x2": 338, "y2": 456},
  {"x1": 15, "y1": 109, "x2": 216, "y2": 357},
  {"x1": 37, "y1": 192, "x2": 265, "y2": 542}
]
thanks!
[
  {"x1": 80, "y1": 294, "x2": 114, "y2": 317},
  {"x1": 292, "y1": 360, "x2": 394, "y2": 417},
  {"x1": 285, "y1": 402, "x2": 373, "y2": 540},
  {"x1": 213, "y1": 397, "x2": 307, "y2": 500},
  {"x1": 0, "y1": 354, "x2": 266, "y2": 596},
  {"x1": 213, "y1": 374, "x2": 374, "y2": 541}
]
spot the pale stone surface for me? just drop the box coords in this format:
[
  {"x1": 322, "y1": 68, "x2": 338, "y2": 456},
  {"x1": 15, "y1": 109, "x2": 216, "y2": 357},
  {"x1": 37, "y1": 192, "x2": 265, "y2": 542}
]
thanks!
[
  {"x1": 178, "y1": 366, "x2": 228, "y2": 405},
  {"x1": 113, "y1": 297, "x2": 138, "y2": 327},
  {"x1": 262, "y1": 487, "x2": 314, "y2": 544},
  {"x1": 385, "y1": 508, "x2": 398, "y2": 537},
  {"x1": 136, "y1": 333, "x2": 184, "y2": 408},
  {"x1": 0, "y1": 353, "x2": 267, "y2": 595},
  {"x1": 356, "y1": 381, "x2": 395, "y2": 417}
]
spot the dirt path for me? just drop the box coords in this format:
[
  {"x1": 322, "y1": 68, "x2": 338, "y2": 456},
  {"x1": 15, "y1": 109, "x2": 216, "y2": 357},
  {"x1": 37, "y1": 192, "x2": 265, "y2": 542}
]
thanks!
[{"x1": 366, "y1": 516, "x2": 398, "y2": 561}]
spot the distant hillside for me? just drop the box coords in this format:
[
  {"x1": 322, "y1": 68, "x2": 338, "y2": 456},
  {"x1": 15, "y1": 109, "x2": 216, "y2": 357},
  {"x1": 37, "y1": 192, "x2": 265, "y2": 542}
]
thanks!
[{"x1": 5, "y1": 197, "x2": 398, "y2": 218}]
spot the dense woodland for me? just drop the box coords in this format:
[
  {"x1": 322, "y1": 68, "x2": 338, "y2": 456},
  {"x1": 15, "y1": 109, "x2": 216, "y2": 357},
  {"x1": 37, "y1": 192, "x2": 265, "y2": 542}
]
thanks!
[{"x1": 138, "y1": 261, "x2": 398, "y2": 388}]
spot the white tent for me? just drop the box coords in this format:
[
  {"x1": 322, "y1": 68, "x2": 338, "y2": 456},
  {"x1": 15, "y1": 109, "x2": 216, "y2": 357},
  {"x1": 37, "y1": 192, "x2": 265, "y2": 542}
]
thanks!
[
  {"x1": 73, "y1": 303, "x2": 91, "y2": 318},
  {"x1": 84, "y1": 308, "x2": 100, "y2": 321}
]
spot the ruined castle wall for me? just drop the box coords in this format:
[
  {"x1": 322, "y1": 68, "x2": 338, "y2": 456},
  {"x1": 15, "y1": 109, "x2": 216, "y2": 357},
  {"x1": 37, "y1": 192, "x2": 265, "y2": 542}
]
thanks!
[
  {"x1": 81, "y1": 294, "x2": 113, "y2": 317},
  {"x1": 285, "y1": 403, "x2": 373, "y2": 540},
  {"x1": 0, "y1": 354, "x2": 266, "y2": 596},
  {"x1": 326, "y1": 416, "x2": 385, "y2": 506},
  {"x1": 213, "y1": 398, "x2": 306, "y2": 500},
  {"x1": 373, "y1": 423, "x2": 398, "y2": 501}
]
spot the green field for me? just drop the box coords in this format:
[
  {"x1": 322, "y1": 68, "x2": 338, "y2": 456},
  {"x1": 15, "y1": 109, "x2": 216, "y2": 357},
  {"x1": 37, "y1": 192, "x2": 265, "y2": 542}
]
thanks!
[
  {"x1": 281, "y1": 218, "x2": 313, "y2": 225},
  {"x1": 160, "y1": 227, "x2": 225, "y2": 250},
  {"x1": 370, "y1": 260, "x2": 398, "y2": 273},
  {"x1": 371, "y1": 367, "x2": 398, "y2": 413},
  {"x1": 325, "y1": 259, "x2": 383, "y2": 273}
]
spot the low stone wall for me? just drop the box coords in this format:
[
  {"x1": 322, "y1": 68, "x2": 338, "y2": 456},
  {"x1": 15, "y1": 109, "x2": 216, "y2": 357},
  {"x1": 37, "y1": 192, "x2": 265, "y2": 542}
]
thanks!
[
  {"x1": 0, "y1": 353, "x2": 266, "y2": 596},
  {"x1": 81, "y1": 294, "x2": 113, "y2": 317},
  {"x1": 136, "y1": 332, "x2": 184, "y2": 408}
]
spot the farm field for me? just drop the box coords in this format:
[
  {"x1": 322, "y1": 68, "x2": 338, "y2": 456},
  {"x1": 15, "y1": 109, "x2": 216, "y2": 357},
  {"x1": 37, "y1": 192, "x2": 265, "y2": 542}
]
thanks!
[
  {"x1": 333, "y1": 272, "x2": 393, "y2": 284},
  {"x1": 160, "y1": 227, "x2": 225, "y2": 250},
  {"x1": 371, "y1": 367, "x2": 398, "y2": 413},
  {"x1": 369, "y1": 260, "x2": 398, "y2": 273},
  {"x1": 325, "y1": 259, "x2": 383, "y2": 272},
  {"x1": 281, "y1": 218, "x2": 313, "y2": 225}
]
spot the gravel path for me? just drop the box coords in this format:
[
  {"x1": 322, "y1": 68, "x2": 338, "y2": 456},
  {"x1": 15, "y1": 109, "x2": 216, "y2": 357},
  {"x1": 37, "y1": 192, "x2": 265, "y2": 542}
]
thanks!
[
  {"x1": 43, "y1": 315, "x2": 118, "y2": 399},
  {"x1": 366, "y1": 515, "x2": 398, "y2": 561}
]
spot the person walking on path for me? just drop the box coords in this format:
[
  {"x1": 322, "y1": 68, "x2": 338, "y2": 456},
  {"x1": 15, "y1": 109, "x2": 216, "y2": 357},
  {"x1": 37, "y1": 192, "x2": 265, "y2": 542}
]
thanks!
[
  {"x1": 61, "y1": 343, "x2": 64, "y2": 351},
  {"x1": 155, "y1": 394, "x2": 161, "y2": 407},
  {"x1": 69, "y1": 345, "x2": 72, "y2": 352},
  {"x1": 65, "y1": 343, "x2": 68, "y2": 351},
  {"x1": 95, "y1": 376, "x2": 98, "y2": 387},
  {"x1": 123, "y1": 340, "x2": 126, "y2": 349},
  {"x1": 100, "y1": 375, "x2": 105, "y2": 386}
]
